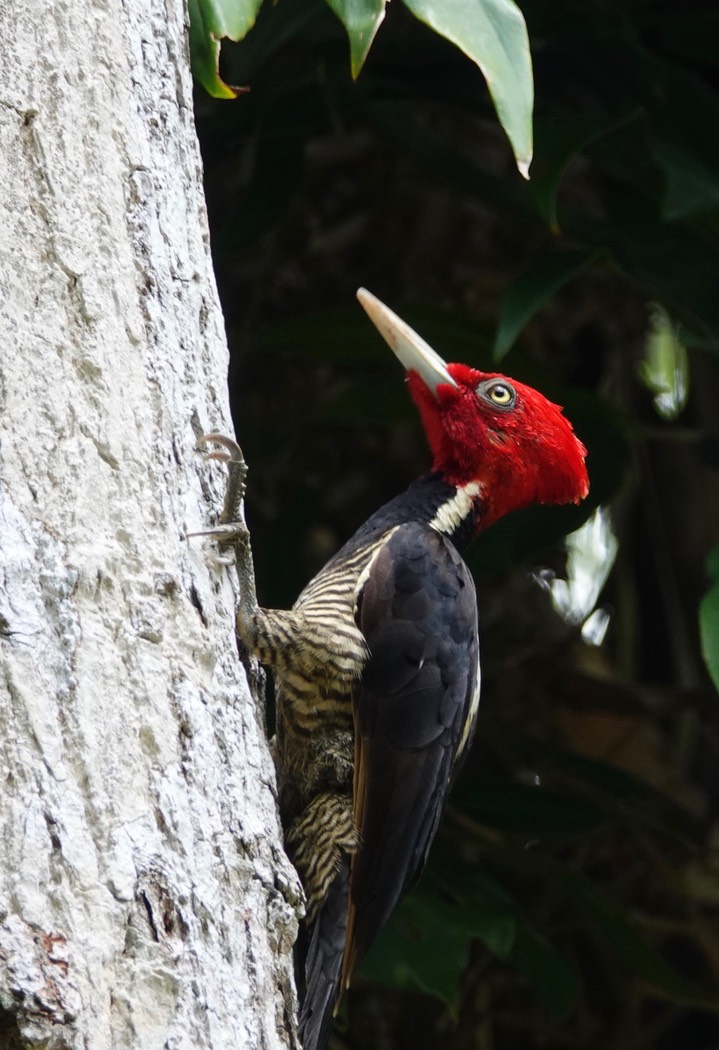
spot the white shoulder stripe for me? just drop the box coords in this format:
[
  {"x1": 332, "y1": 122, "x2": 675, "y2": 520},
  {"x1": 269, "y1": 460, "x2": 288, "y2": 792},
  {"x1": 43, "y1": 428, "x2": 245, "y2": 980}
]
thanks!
[
  {"x1": 353, "y1": 526, "x2": 401, "y2": 609},
  {"x1": 428, "y1": 481, "x2": 483, "y2": 535}
]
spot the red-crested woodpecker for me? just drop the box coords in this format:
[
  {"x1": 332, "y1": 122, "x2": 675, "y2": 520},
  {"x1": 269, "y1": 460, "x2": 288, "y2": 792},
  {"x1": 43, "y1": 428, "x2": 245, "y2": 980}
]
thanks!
[{"x1": 199, "y1": 290, "x2": 589, "y2": 1050}]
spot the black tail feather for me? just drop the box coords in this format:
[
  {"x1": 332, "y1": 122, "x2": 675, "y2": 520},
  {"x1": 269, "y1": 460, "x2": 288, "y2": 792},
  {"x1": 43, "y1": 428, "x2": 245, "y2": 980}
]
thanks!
[{"x1": 298, "y1": 860, "x2": 350, "y2": 1050}]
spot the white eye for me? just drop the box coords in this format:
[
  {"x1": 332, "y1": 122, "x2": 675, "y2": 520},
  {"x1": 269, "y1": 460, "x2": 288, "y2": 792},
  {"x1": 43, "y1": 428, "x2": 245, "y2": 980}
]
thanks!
[{"x1": 477, "y1": 379, "x2": 516, "y2": 409}]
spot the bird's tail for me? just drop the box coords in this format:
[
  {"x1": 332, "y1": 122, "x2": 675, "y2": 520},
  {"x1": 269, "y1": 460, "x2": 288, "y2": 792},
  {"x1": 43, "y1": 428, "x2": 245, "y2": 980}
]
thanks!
[{"x1": 297, "y1": 859, "x2": 350, "y2": 1050}]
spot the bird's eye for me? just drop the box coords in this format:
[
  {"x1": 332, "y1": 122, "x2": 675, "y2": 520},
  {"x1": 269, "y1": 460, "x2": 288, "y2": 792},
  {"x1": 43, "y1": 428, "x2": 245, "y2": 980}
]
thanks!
[{"x1": 477, "y1": 379, "x2": 516, "y2": 409}]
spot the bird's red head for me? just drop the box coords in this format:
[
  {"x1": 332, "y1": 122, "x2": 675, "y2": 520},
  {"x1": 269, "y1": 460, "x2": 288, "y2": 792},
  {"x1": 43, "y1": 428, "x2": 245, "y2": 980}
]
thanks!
[
  {"x1": 407, "y1": 365, "x2": 588, "y2": 528},
  {"x1": 357, "y1": 289, "x2": 589, "y2": 531}
]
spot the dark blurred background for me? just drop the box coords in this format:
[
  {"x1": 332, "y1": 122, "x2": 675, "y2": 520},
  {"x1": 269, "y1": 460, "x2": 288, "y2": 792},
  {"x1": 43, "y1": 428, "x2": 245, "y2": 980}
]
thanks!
[{"x1": 193, "y1": 1, "x2": 719, "y2": 1046}]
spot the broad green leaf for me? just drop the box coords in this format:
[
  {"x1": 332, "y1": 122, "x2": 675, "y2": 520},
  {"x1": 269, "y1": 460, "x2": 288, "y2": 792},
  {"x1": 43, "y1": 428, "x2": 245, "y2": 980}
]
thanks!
[
  {"x1": 188, "y1": 0, "x2": 263, "y2": 97},
  {"x1": 493, "y1": 249, "x2": 593, "y2": 360},
  {"x1": 361, "y1": 883, "x2": 516, "y2": 1011},
  {"x1": 363, "y1": 853, "x2": 579, "y2": 1015},
  {"x1": 324, "y1": 0, "x2": 386, "y2": 78},
  {"x1": 699, "y1": 545, "x2": 719, "y2": 694},
  {"x1": 401, "y1": 0, "x2": 534, "y2": 177},
  {"x1": 638, "y1": 304, "x2": 689, "y2": 420}
]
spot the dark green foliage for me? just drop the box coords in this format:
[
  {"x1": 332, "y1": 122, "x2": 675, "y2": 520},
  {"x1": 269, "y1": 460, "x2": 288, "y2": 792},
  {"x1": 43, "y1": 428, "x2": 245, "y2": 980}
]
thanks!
[
  {"x1": 193, "y1": 1, "x2": 719, "y2": 1045},
  {"x1": 190, "y1": 0, "x2": 533, "y2": 171}
]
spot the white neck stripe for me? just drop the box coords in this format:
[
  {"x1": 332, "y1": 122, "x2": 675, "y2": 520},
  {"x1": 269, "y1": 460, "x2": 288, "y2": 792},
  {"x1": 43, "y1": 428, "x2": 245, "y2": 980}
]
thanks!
[{"x1": 428, "y1": 481, "x2": 483, "y2": 536}]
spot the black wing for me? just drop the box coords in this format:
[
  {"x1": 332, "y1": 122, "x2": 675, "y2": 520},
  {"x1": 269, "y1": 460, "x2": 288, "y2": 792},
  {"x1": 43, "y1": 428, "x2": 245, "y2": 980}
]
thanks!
[{"x1": 343, "y1": 522, "x2": 480, "y2": 979}]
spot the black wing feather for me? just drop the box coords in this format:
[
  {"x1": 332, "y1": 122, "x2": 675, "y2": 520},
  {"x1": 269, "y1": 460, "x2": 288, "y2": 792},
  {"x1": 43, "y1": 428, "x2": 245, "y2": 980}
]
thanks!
[{"x1": 346, "y1": 522, "x2": 480, "y2": 973}]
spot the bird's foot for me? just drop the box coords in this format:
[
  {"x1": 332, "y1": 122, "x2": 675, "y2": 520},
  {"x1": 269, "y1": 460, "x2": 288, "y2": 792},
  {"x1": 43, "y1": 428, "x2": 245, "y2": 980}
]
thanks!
[
  {"x1": 192, "y1": 432, "x2": 256, "y2": 618},
  {"x1": 195, "y1": 432, "x2": 249, "y2": 538},
  {"x1": 188, "y1": 434, "x2": 250, "y2": 563},
  {"x1": 192, "y1": 434, "x2": 266, "y2": 711}
]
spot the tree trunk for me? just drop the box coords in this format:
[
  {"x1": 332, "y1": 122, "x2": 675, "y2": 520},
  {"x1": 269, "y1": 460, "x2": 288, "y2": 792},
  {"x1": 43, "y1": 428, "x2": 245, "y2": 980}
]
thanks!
[{"x1": 0, "y1": 2, "x2": 300, "y2": 1048}]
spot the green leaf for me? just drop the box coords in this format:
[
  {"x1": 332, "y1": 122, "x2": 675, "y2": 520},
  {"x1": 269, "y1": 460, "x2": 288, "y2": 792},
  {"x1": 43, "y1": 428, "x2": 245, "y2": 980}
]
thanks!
[
  {"x1": 188, "y1": 0, "x2": 263, "y2": 97},
  {"x1": 401, "y1": 0, "x2": 534, "y2": 178},
  {"x1": 638, "y1": 304, "x2": 689, "y2": 420},
  {"x1": 493, "y1": 249, "x2": 593, "y2": 360},
  {"x1": 363, "y1": 852, "x2": 580, "y2": 1015},
  {"x1": 324, "y1": 0, "x2": 386, "y2": 78},
  {"x1": 361, "y1": 882, "x2": 516, "y2": 1012},
  {"x1": 699, "y1": 545, "x2": 719, "y2": 694}
]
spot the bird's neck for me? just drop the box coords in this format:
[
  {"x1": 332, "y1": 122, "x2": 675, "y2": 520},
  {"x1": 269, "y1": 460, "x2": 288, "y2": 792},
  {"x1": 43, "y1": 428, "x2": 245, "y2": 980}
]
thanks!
[{"x1": 349, "y1": 472, "x2": 484, "y2": 552}]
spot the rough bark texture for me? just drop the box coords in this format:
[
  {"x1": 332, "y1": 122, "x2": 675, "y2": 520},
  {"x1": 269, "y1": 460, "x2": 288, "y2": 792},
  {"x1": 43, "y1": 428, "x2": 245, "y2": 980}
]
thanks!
[{"x1": 0, "y1": 2, "x2": 301, "y2": 1048}]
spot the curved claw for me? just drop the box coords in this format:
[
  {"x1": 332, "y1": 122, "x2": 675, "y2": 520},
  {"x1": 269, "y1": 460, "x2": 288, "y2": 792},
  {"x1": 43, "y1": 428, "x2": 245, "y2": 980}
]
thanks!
[
  {"x1": 186, "y1": 523, "x2": 247, "y2": 542},
  {"x1": 198, "y1": 433, "x2": 245, "y2": 464}
]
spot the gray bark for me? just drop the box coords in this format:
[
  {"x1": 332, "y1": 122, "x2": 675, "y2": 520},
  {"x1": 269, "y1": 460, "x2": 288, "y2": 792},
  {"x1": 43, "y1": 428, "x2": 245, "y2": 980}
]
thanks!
[{"x1": 0, "y1": 2, "x2": 300, "y2": 1048}]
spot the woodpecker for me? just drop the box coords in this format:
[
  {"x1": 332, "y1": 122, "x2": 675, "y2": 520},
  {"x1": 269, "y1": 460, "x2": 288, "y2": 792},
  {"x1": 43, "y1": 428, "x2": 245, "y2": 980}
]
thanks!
[{"x1": 199, "y1": 290, "x2": 589, "y2": 1050}]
